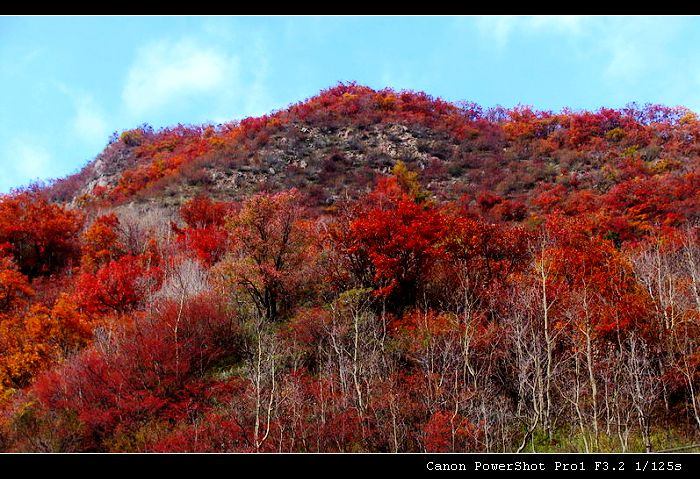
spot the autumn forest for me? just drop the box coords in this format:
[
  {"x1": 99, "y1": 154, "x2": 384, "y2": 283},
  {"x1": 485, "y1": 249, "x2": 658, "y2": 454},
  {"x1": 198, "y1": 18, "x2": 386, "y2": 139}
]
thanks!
[{"x1": 1, "y1": 84, "x2": 700, "y2": 453}]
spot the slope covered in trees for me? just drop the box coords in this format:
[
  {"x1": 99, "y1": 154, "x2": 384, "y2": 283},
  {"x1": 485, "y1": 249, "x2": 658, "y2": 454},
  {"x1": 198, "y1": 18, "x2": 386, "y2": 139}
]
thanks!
[{"x1": 1, "y1": 84, "x2": 700, "y2": 452}]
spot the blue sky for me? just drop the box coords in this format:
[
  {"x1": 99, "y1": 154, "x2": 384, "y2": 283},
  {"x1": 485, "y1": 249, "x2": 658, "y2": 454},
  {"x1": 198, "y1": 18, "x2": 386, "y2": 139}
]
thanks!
[{"x1": 2, "y1": 15, "x2": 700, "y2": 193}]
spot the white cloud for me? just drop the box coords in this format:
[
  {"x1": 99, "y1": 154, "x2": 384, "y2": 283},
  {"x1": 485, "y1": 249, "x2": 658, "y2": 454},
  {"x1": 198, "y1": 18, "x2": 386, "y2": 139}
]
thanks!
[
  {"x1": 238, "y1": 37, "x2": 273, "y2": 118},
  {"x1": 0, "y1": 139, "x2": 52, "y2": 191},
  {"x1": 598, "y1": 17, "x2": 677, "y2": 84},
  {"x1": 473, "y1": 15, "x2": 690, "y2": 104},
  {"x1": 73, "y1": 96, "x2": 109, "y2": 146},
  {"x1": 122, "y1": 38, "x2": 239, "y2": 116},
  {"x1": 12, "y1": 141, "x2": 51, "y2": 179},
  {"x1": 475, "y1": 16, "x2": 517, "y2": 47},
  {"x1": 526, "y1": 15, "x2": 585, "y2": 34},
  {"x1": 476, "y1": 15, "x2": 586, "y2": 47},
  {"x1": 54, "y1": 83, "x2": 111, "y2": 147},
  {"x1": 604, "y1": 39, "x2": 646, "y2": 81}
]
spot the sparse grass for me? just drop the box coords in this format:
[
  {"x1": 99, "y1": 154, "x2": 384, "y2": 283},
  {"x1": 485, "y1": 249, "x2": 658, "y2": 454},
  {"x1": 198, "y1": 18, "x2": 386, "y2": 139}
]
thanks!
[{"x1": 519, "y1": 426, "x2": 699, "y2": 453}]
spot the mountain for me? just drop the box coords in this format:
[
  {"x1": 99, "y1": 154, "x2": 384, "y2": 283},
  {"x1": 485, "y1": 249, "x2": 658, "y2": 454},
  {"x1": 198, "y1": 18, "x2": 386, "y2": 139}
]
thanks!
[
  {"x1": 1, "y1": 84, "x2": 699, "y2": 453},
  {"x1": 44, "y1": 84, "x2": 700, "y2": 242}
]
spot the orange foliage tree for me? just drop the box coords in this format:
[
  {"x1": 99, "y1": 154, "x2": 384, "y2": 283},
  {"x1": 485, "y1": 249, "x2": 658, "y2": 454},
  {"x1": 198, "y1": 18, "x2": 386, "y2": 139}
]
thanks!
[{"x1": 216, "y1": 189, "x2": 317, "y2": 321}]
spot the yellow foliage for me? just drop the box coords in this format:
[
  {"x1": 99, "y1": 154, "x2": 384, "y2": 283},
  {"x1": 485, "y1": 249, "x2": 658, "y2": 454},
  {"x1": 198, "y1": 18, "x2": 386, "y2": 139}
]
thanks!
[{"x1": 392, "y1": 161, "x2": 430, "y2": 203}]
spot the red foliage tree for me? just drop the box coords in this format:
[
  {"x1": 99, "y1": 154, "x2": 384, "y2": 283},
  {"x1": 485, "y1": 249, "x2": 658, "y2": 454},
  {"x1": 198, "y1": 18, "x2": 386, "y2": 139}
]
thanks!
[
  {"x1": 0, "y1": 191, "x2": 83, "y2": 278},
  {"x1": 76, "y1": 254, "x2": 162, "y2": 316},
  {"x1": 178, "y1": 195, "x2": 231, "y2": 229},
  {"x1": 25, "y1": 293, "x2": 238, "y2": 451},
  {"x1": 423, "y1": 410, "x2": 482, "y2": 452},
  {"x1": 540, "y1": 214, "x2": 652, "y2": 338},
  {"x1": 330, "y1": 175, "x2": 447, "y2": 312},
  {"x1": 172, "y1": 196, "x2": 233, "y2": 266}
]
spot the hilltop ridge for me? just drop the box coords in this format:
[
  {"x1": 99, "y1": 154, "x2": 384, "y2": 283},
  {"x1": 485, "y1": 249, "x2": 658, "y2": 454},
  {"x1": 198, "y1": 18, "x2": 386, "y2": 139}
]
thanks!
[{"x1": 42, "y1": 84, "x2": 700, "y2": 238}]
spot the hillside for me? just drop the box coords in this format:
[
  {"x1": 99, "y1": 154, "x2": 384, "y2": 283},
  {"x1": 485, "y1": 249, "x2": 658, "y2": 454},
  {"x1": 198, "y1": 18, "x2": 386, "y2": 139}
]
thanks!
[
  {"x1": 46, "y1": 84, "x2": 700, "y2": 234},
  {"x1": 1, "y1": 84, "x2": 700, "y2": 452}
]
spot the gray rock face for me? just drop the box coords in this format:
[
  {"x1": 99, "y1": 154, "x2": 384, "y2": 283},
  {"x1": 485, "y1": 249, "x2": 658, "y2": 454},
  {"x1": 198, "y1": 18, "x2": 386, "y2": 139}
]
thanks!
[{"x1": 57, "y1": 120, "x2": 459, "y2": 209}]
